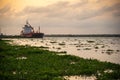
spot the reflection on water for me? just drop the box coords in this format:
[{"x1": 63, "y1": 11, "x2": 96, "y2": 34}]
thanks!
[{"x1": 7, "y1": 37, "x2": 120, "y2": 64}]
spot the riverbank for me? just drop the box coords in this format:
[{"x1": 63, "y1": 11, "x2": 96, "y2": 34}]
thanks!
[{"x1": 0, "y1": 39, "x2": 120, "y2": 80}]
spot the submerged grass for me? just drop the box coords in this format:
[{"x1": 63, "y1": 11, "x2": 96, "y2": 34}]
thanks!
[{"x1": 0, "y1": 39, "x2": 120, "y2": 80}]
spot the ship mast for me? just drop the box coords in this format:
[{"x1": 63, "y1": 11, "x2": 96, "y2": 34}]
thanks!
[{"x1": 38, "y1": 26, "x2": 40, "y2": 33}]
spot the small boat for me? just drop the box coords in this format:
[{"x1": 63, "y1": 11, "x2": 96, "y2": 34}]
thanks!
[{"x1": 21, "y1": 21, "x2": 44, "y2": 38}]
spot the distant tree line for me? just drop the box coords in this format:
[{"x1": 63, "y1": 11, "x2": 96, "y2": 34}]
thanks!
[
  {"x1": 0, "y1": 34, "x2": 120, "y2": 38},
  {"x1": 45, "y1": 34, "x2": 120, "y2": 37}
]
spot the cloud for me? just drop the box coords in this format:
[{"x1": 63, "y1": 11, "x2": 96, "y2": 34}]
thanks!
[
  {"x1": 22, "y1": 0, "x2": 120, "y2": 21},
  {"x1": 77, "y1": 2, "x2": 120, "y2": 20},
  {"x1": 22, "y1": 1, "x2": 89, "y2": 18},
  {"x1": 114, "y1": 11, "x2": 120, "y2": 16},
  {"x1": 102, "y1": 3, "x2": 120, "y2": 12},
  {"x1": 0, "y1": 5, "x2": 11, "y2": 15},
  {"x1": 70, "y1": 0, "x2": 88, "y2": 7},
  {"x1": 0, "y1": 0, "x2": 120, "y2": 35}
]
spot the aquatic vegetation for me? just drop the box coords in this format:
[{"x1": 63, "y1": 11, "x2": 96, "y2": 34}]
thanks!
[
  {"x1": 50, "y1": 41, "x2": 57, "y2": 44},
  {"x1": 58, "y1": 42, "x2": 66, "y2": 45},
  {"x1": 56, "y1": 47, "x2": 61, "y2": 50},
  {"x1": 0, "y1": 40, "x2": 120, "y2": 80},
  {"x1": 76, "y1": 45, "x2": 81, "y2": 47},
  {"x1": 116, "y1": 50, "x2": 120, "y2": 52},
  {"x1": 94, "y1": 46, "x2": 99, "y2": 49},
  {"x1": 101, "y1": 45, "x2": 105, "y2": 48},
  {"x1": 41, "y1": 40, "x2": 44, "y2": 43},
  {"x1": 87, "y1": 40, "x2": 95, "y2": 43},
  {"x1": 84, "y1": 48, "x2": 91, "y2": 50},
  {"x1": 77, "y1": 49, "x2": 80, "y2": 51},
  {"x1": 106, "y1": 49, "x2": 114, "y2": 55}
]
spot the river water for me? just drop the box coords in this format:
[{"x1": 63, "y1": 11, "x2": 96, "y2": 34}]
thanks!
[{"x1": 7, "y1": 37, "x2": 120, "y2": 64}]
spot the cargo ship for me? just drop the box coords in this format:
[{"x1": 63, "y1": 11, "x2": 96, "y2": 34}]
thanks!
[{"x1": 21, "y1": 21, "x2": 44, "y2": 38}]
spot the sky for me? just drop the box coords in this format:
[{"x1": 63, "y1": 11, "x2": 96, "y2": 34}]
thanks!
[{"x1": 0, "y1": 0, "x2": 120, "y2": 35}]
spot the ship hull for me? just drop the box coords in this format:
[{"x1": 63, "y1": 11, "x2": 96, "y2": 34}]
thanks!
[
  {"x1": 21, "y1": 33, "x2": 44, "y2": 38},
  {"x1": 32, "y1": 33, "x2": 44, "y2": 38}
]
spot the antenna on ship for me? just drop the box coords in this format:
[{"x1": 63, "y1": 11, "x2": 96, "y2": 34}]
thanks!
[
  {"x1": 38, "y1": 26, "x2": 40, "y2": 33},
  {"x1": 26, "y1": 20, "x2": 28, "y2": 24}
]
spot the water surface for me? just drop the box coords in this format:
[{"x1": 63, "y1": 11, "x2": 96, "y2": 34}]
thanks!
[{"x1": 7, "y1": 37, "x2": 120, "y2": 64}]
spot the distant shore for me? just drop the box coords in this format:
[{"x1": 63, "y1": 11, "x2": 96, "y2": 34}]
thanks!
[
  {"x1": 45, "y1": 34, "x2": 120, "y2": 37},
  {"x1": 0, "y1": 34, "x2": 120, "y2": 38}
]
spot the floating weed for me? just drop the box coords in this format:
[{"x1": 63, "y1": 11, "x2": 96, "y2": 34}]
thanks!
[
  {"x1": 94, "y1": 46, "x2": 99, "y2": 49},
  {"x1": 116, "y1": 50, "x2": 120, "y2": 52},
  {"x1": 76, "y1": 45, "x2": 81, "y2": 47},
  {"x1": 58, "y1": 42, "x2": 66, "y2": 45},
  {"x1": 56, "y1": 47, "x2": 61, "y2": 50},
  {"x1": 41, "y1": 40, "x2": 44, "y2": 43},
  {"x1": 77, "y1": 49, "x2": 80, "y2": 51},
  {"x1": 87, "y1": 40, "x2": 95, "y2": 43},
  {"x1": 84, "y1": 48, "x2": 91, "y2": 50},
  {"x1": 95, "y1": 50, "x2": 98, "y2": 52},
  {"x1": 106, "y1": 49, "x2": 114, "y2": 51},
  {"x1": 106, "y1": 49, "x2": 114, "y2": 55},
  {"x1": 101, "y1": 45, "x2": 105, "y2": 48},
  {"x1": 50, "y1": 41, "x2": 57, "y2": 44},
  {"x1": 101, "y1": 49, "x2": 115, "y2": 55}
]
